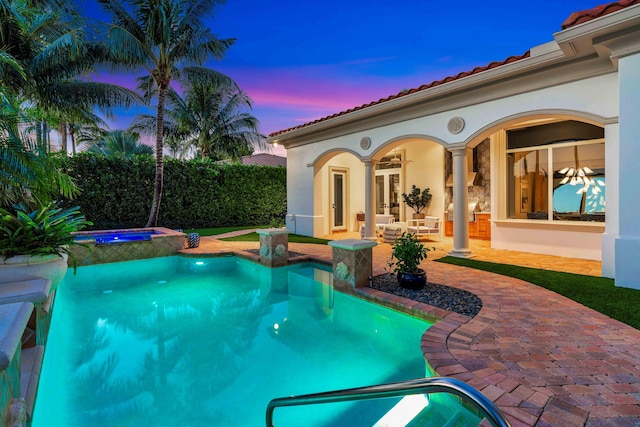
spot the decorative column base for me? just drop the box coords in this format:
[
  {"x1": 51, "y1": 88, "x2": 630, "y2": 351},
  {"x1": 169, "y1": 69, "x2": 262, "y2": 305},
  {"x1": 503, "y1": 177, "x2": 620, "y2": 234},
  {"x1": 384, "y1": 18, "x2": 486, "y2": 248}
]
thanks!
[
  {"x1": 257, "y1": 228, "x2": 290, "y2": 267},
  {"x1": 447, "y1": 248, "x2": 476, "y2": 259},
  {"x1": 328, "y1": 239, "x2": 377, "y2": 289}
]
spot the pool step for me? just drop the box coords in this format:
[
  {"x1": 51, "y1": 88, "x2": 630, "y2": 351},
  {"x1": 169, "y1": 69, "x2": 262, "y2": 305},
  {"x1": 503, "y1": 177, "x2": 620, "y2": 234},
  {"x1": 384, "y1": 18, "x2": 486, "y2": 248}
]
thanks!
[
  {"x1": 287, "y1": 267, "x2": 333, "y2": 297},
  {"x1": 373, "y1": 394, "x2": 429, "y2": 427},
  {"x1": 374, "y1": 392, "x2": 476, "y2": 427}
]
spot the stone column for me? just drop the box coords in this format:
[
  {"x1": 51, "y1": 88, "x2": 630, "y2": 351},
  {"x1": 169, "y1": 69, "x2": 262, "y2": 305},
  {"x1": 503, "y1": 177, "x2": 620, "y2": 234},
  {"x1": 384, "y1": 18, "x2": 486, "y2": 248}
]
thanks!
[
  {"x1": 363, "y1": 160, "x2": 377, "y2": 240},
  {"x1": 328, "y1": 239, "x2": 377, "y2": 289},
  {"x1": 257, "y1": 228, "x2": 290, "y2": 267},
  {"x1": 448, "y1": 147, "x2": 474, "y2": 258}
]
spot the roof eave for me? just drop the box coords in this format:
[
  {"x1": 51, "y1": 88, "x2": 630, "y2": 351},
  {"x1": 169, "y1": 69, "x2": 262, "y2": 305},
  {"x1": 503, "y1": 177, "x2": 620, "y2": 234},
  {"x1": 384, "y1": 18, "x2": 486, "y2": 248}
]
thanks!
[
  {"x1": 554, "y1": 3, "x2": 640, "y2": 57},
  {"x1": 267, "y1": 46, "x2": 565, "y2": 148}
]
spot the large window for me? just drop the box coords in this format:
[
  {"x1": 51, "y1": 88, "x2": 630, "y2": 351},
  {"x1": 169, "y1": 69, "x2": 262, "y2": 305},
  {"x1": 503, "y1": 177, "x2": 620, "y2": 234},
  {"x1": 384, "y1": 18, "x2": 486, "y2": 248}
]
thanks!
[{"x1": 506, "y1": 121, "x2": 605, "y2": 222}]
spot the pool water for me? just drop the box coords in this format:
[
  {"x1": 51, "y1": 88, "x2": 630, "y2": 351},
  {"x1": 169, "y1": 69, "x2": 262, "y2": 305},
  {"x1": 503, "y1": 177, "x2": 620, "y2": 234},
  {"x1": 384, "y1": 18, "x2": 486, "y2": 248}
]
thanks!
[
  {"x1": 74, "y1": 230, "x2": 157, "y2": 245},
  {"x1": 33, "y1": 256, "x2": 479, "y2": 426}
]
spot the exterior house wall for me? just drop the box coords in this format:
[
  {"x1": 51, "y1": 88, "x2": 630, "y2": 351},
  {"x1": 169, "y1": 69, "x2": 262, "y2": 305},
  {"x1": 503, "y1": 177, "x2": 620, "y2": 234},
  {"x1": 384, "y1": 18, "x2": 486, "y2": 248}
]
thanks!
[
  {"x1": 614, "y1": 51, "x2": 640, "y2": 287},
  {"x1": 274, "y1": 4, "x2": 640, "y2": 286},
  {"x1": 287, "y1": 73, "x2": 617, "y2": 247}
]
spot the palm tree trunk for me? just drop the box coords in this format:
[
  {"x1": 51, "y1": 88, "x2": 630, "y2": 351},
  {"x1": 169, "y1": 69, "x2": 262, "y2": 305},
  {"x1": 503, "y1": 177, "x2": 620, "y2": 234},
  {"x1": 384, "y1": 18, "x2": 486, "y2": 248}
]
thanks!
[
  {"x1": 146, "y1": 83, "x2": 167, "y2": 227},
  {"x1": 69, "y1": 124, "x2": 77, "y2": 155},
  {"x1": 59, "y1": 122, "x2": 67, "y2": 154}
]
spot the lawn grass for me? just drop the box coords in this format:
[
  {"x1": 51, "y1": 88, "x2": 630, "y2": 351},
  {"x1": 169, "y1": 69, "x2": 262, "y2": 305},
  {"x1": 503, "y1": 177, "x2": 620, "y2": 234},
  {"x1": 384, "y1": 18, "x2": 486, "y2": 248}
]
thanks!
[
  {"x1": 184, "y1": 225, "x2": 266, "y2": 236},
  {"x1": 183, "y1": 226, "x2": 331, "y2": 244},
  {"x1": 220, "y1": 232, "x2": 331, "y2": 245},
  {"x1": 436, "y1": 256, "x2": 640, "y2": 330}
]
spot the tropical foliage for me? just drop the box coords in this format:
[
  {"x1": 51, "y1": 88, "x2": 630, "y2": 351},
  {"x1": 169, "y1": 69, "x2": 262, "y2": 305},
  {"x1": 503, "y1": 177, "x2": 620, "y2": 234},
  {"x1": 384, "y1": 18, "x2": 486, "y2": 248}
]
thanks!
[
  {"x1": 131, "y1": 77, "x2": 266, "y2": 161},
  {"x1": 98, "y1": 0, "x2": 236, "y2": 227},
  {"x1": 1, "y1": 0, "x2": 260, "y2": 234},
  {"x1": 0, "y1": 118, "x2": 78, "y2": 209},
  {"x1": 84, "y1": 130, "x2": 153, "y2": 158},
  {"x1": 0, "y1": 0, "x2": 138, "y2": 209},
  {"x1": 0, "y1": 203, "x2": 92, "y2": 258}
]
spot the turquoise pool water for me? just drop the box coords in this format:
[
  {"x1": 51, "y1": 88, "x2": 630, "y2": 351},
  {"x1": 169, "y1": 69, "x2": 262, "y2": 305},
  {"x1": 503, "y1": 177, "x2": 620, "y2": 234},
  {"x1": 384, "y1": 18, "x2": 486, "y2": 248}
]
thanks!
[{"x1": 32, "y1": 256, "x2": 478, "y2": 426}]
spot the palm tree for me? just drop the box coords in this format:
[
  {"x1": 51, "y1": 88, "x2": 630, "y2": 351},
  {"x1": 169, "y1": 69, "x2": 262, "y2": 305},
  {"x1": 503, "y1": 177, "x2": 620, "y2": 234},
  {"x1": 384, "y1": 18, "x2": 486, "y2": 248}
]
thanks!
[
  {"x1": 0, "y1": 117, "x2": 78, "y2": 208},
  {"x1": 0, "y1": 0, "x2": 140, "y2": 206},
  {"x1": 130, "y1": 76, "x2": 265, "y2": 161},
  {"x1": 98, "y1": 0, "x2": 235, "y2": 227},
  {"x1": 83, "y1": 130, "x2": 153, "y2": 158},
  {"x1": 171, "y1": 78, "x2": 265, "y2": 160},
  {"x1": 0, "y1": 0, "x2": 139, "y2": 126}
]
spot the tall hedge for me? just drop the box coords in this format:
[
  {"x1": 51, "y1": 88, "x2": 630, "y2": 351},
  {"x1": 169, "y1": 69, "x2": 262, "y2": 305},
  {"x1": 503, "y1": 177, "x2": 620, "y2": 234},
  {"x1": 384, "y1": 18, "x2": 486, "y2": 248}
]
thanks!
[{"x1": 62, "y1": 153, "x2": 286, "y2": 229}]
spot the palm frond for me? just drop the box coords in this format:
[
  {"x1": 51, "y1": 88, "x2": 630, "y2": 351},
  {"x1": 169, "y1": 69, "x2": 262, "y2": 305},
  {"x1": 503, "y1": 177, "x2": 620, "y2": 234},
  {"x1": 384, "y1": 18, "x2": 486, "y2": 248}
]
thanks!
[{"x1": 36, "y1": 81, "x2": 142, "y2": 110}]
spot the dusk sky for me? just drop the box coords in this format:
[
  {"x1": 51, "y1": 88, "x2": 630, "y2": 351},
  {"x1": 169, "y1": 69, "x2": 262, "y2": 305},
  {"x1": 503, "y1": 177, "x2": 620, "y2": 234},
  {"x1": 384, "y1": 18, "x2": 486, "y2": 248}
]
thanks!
[{"x1": 86, "y1": 0, "x2": 602, "y2": 156}]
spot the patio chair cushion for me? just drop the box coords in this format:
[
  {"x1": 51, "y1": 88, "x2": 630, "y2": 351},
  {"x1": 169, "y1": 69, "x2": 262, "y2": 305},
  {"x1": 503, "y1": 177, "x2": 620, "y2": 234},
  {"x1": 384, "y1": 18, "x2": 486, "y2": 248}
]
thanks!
[{"x1": 382, "y1": 224, "x2": 402, "y2": 243}]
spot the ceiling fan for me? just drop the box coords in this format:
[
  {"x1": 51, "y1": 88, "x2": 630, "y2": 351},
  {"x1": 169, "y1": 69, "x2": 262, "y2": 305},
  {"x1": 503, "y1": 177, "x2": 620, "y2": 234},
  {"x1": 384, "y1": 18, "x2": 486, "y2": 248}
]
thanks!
[{"x1": 378, "y1": 148, "x2": 412, "y2": 165}]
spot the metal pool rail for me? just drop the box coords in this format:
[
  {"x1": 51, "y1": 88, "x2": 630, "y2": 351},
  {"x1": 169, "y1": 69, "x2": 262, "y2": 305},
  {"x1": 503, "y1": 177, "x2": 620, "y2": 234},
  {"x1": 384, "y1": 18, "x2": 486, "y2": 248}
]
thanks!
[{"x1": 266, "y1": 377, "x2": 511, "y2": 427}]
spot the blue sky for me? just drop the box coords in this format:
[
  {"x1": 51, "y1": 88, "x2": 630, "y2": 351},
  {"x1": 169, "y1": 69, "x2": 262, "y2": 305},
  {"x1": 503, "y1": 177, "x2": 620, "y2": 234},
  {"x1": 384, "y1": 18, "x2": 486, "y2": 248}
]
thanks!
[{"x1": 87, "y1": 0, "x2": 602, "y2": 152}]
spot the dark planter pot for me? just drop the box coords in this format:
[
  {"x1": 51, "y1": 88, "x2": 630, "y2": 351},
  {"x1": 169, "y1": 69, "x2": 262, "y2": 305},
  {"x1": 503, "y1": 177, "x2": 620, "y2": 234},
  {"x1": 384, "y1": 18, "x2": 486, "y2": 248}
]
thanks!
[{"x1": 397, "y1": 269, "x2": 426, "y2": 290}]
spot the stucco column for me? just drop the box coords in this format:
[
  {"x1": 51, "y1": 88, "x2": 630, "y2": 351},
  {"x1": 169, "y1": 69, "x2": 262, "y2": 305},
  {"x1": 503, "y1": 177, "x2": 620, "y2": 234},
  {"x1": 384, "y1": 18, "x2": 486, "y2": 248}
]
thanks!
[
  {"x1": 363, "y1": 160, "x2": 377, "y2": 240},
  {"x1": 595, "y1": 33, "x2": 640, "y2": 288},
  {"x1": 614, "y1": 51, "x2": 640, "y2": 289},
  {"x1": 448, "y1": 148, "x2": 474, "y2": 258}
]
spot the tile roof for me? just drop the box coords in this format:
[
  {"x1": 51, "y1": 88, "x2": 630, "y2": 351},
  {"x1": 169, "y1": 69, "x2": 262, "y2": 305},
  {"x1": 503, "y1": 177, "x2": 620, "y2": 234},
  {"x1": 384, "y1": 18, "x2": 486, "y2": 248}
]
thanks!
[
  {"x1": 268, "y1": 52, "x2": 530, "y2": 138},
  {"x1": 561, "y1": 0, "x2": 640, "y2": 29},
  {"x1": 217, "y1": 153, "x2": 286, "y2": 167},
  {"x1": 240, "y1": 153, "x2": 286, "y2": 167},
  {"x1": 269, "y1": 0, "x2": 639, "y2": 139}
]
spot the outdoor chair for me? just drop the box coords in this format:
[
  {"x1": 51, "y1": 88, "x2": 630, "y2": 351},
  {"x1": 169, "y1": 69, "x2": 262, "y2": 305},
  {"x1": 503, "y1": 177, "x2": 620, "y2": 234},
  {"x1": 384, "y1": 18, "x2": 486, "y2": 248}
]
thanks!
[{"x1": 406, "y1": 216, "x2": 441, "y2": 241}]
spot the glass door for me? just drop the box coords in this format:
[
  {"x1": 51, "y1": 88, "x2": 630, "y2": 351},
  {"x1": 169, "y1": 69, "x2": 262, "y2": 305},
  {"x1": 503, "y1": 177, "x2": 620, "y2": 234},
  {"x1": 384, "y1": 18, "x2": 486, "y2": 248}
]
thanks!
[
  {"x1": 330, "y1": 169, "x2": 347, "y2": 230},
  {"x1": 375, "y1": 169, "x2": 401, "y2": 221}
]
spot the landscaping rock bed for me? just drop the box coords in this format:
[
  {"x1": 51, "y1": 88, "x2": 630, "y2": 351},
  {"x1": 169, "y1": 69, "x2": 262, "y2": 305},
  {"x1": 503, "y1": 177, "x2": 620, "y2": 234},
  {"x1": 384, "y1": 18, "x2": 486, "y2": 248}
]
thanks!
[{"x1": 371, "y1": 273, "x2": 482, "y2": 317}]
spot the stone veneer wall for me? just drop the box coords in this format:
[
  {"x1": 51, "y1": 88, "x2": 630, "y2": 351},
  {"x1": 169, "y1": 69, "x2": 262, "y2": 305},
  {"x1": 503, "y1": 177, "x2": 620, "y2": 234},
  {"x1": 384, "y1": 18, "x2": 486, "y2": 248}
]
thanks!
[
  {"x1": 444, "y1": 138, "x2": 491, "y2": 212},
  {"x1": 71, "y1": 228, "x2": 186, "y2": 266}
]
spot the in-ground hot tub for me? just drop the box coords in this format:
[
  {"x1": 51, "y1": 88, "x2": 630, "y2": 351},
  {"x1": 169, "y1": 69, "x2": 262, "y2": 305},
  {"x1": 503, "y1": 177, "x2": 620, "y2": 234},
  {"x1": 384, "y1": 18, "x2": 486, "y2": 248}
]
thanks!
[{"x1": 71, "y1": 227, "x2": 187, "y2": 266}]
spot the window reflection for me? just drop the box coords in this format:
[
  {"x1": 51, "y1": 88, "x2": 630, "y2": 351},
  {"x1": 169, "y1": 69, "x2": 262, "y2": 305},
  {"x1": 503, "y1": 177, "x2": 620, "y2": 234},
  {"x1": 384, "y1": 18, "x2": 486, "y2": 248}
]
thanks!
[{"x1": 507, "y1": 139, "x2": 604, "y2": 222}]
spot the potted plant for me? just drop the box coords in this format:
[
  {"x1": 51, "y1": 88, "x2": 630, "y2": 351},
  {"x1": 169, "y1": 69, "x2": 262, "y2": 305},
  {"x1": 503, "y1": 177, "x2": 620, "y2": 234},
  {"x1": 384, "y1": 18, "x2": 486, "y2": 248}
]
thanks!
[
  {"x1": 387, "y1": 231, "x2": 430, "y2": 290},
  {"x1": 402, "y1": 185, "x2": 432, "y2": 219},
  {"x1": 0, "y1": 202, "x2": 92, "y2": 292}
]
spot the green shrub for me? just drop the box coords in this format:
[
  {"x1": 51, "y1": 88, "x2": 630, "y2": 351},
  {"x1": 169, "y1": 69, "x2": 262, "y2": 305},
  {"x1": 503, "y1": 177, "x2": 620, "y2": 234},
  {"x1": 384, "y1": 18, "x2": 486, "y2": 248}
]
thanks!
[{"x1": 62, "y1": 154, "x2": 286, "y2": 229}]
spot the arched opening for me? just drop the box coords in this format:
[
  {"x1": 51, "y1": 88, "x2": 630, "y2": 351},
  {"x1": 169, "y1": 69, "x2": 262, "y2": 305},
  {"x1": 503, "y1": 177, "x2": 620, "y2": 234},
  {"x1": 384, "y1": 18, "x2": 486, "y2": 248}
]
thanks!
[
  {"x1": 313, "y1": 138, "x2": 445, "y2": 238},
  {"x1": 466, "y1": 114, "x2": 607, "y2": 260}
]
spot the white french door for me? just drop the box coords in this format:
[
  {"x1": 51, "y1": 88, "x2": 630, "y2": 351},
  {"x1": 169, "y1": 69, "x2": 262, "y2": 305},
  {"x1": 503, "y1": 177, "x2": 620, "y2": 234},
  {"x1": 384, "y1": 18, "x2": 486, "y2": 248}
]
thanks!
[
  {"x1": 375, "y1": 169, "x2": 402, "y2": 221},
  {"x1": 330, "y1": 168, "x2": 348, "y2": 231}
]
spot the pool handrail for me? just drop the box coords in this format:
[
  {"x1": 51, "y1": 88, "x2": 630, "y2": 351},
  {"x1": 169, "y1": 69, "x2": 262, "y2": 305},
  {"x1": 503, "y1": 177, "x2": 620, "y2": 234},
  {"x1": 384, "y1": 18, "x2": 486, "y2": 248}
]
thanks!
[{"x1": 266, "y1": 376, "x2": 511, "y2": 427}]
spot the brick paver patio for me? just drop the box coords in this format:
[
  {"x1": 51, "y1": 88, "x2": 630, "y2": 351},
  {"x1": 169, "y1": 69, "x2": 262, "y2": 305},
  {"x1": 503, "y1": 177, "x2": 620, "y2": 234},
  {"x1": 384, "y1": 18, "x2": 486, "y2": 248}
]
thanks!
[{"x1": 183, "y1": 233, "x2": 640, "y2": 426}]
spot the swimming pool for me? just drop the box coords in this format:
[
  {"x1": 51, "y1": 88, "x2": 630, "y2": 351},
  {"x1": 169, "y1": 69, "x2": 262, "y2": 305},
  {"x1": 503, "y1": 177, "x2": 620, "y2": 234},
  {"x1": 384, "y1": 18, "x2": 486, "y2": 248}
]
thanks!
[{"x1": 32, "y1": 256, "x2": 480, "y2": 426}]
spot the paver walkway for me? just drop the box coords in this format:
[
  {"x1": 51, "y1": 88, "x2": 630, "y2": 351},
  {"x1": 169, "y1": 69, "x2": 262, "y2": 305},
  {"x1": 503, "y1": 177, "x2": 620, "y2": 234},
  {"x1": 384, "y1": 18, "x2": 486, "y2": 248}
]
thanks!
[{"x1": 183, "y1": 235, "x2": 640, "y2": 426}]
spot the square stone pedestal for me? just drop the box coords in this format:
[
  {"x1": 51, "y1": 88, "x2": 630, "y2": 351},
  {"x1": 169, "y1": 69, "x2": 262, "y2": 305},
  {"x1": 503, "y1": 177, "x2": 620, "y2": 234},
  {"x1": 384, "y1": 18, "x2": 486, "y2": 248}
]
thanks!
[
  {"x1": 257, "y1": 228, "x2": 290, "y2": 267},
  {"x1": 328, "y1": 239, "x2": 377, "y2": 289}
]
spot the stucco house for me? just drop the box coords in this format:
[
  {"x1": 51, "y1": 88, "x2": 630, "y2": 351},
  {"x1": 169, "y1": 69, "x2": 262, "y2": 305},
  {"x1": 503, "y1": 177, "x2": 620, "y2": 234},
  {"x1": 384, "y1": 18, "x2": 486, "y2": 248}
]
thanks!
[{"x1": 266, "y1": 0, "x2": 640, "y2": 289}]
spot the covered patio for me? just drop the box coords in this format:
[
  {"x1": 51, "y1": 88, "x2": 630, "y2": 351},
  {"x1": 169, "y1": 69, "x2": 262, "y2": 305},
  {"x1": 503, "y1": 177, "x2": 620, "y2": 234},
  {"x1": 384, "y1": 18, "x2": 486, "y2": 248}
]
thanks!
[{"x1": 268, "y1": 1, "x2": 640, "y2": 289}]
